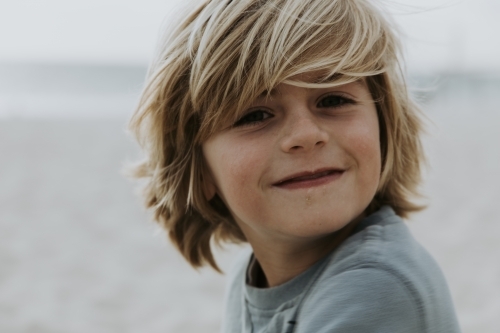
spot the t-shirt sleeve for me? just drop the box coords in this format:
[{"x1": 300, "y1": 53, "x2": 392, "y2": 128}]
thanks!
[{"x1": 297, "y1": 267, "x2": 422, "y2": 333}]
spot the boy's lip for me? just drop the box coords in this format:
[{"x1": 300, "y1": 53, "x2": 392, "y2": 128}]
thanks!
[{"x1": 272, "y1": 167, "x2": 346, "y2": 187}]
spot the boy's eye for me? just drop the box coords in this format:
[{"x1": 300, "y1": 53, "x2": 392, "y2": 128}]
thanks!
[
  {"x1": 233, "y1": 110, "x2": 273, "y2": 127},
  {"x1": 317, "y1": 94, "x2": 353, "y2": 108}
]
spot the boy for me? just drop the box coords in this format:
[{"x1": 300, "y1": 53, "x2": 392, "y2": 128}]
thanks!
[{"x1": 129, "y1": 0, "x2": 461, "y2": 331}]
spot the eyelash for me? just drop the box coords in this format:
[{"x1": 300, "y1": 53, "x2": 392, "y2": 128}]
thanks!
[
  {"x1": 317, "y1": 94, "x2": 355, "y2": 108},
  {"x1": 233, "y1": 94, "x2": 355, "y2": 127},
  {"x1": 233, "y1": 109, "x2": 273, "y2": 127}
]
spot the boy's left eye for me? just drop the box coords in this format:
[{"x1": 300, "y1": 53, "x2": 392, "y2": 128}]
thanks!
[
  {"x1": 233, "y1": 110, "x2": 273, "y2": 127},
  {"x1": 317, "y1": 95, "x2": 353, "y2": 108}
]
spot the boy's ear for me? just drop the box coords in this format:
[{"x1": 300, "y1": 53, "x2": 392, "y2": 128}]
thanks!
[{"x1": 202, "y1": 169, "x2": 217, "y2": 201}]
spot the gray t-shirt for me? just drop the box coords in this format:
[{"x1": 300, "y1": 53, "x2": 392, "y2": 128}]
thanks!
[{"x1": 221, "y1": 206, "x2": 461, "y2": 333}]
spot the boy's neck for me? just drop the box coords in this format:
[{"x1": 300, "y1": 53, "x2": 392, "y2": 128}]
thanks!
[{"x1": 248, "y1": 218, "x2": 361, "y2": 288}]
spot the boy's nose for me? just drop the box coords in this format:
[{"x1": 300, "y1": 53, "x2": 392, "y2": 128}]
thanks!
[{"x1": 280, "y1": 112, "x2": 329, "y2": 153}]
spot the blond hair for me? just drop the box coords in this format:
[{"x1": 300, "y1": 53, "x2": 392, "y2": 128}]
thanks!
[{"x1": 129, "y1": 0, "x2": 425, "y2": 271}]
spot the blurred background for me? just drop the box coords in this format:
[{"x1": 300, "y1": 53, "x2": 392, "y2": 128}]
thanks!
[{"x1": 0, "y1": 0, "x2": 499, "y2": 332}]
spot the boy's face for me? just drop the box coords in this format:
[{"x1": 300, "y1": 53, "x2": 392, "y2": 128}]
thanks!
[{"x1": 202, "y1": 78, "x2": 381, "y2": 244}]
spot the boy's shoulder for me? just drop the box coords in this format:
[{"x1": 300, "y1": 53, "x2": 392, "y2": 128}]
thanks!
[
  {"x1": 327, "y1": 205, "x2": 433, "y2": 275},
  {"x1": 299, "y1": 206, "x2": 460, "y2": 332}
]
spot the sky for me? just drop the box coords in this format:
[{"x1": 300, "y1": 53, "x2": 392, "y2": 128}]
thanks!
[{"x1": 0, "y1": 0, "x2": 499, "y2": 73}]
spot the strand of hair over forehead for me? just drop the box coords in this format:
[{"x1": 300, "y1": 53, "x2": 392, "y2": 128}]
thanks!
[{"x1": 186, "y1": 0, "x2": 398, "y2": 109}]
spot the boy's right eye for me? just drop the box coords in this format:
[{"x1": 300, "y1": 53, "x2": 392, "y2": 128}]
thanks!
[{"x1": 233, "y1": 110, "x2": 273, "y2": 127}]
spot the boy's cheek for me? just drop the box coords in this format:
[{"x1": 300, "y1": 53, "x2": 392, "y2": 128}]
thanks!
[
  {"x1": 203, "y1": 139, "x2": 266, "y2": 198},
  {"x1": 221, "y1": 151, "x2": 267, "y2": 198}
]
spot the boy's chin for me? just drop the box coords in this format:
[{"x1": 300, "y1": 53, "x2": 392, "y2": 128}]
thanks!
[{"x1": 268, "y1": 209, "x2": 365, "y2": 240}]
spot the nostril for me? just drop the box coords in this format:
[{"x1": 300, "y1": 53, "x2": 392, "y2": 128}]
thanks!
[{"x1": 280, "y1": 120, "x2": 329, "y2": 152}]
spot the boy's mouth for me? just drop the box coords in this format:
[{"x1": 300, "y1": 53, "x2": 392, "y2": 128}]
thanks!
[{"x1": 273, "y1": 168, "x2": 345, "y2": 189}]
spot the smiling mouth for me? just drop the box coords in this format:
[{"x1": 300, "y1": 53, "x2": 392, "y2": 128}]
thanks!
[{"x1": 273, "y1": 169, "x2": 345, "y2": 189}]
